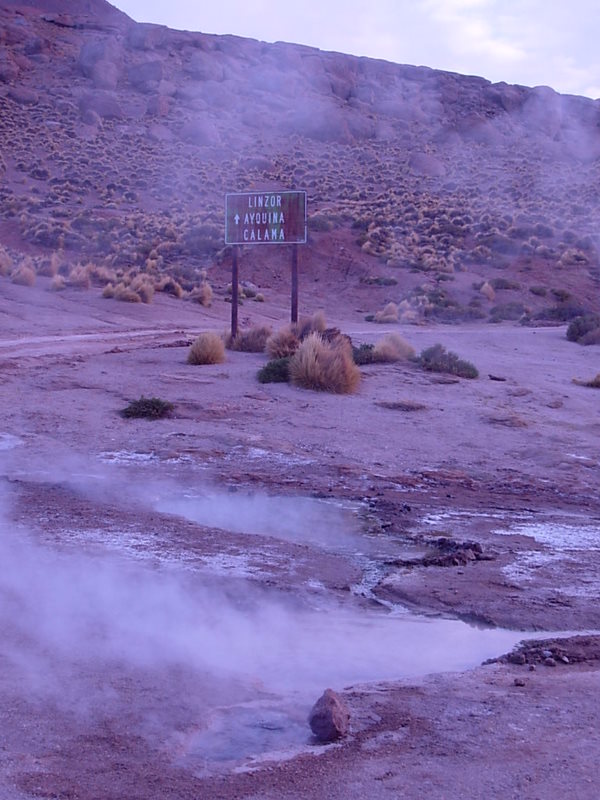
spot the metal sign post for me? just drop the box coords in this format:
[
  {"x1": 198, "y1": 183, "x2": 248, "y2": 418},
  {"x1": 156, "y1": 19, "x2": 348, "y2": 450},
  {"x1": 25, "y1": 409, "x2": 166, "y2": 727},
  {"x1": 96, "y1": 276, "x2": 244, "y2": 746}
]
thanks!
[{"x1": 225, "y1": 191, "x2": 307, "y2": 333}]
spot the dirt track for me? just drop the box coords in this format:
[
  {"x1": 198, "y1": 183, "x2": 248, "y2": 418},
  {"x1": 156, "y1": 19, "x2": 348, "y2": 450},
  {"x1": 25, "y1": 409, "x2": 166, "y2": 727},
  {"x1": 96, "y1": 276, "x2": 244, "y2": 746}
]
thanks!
[{"x1": 1, "y1": 278, "x2": 599, "y2": 799}]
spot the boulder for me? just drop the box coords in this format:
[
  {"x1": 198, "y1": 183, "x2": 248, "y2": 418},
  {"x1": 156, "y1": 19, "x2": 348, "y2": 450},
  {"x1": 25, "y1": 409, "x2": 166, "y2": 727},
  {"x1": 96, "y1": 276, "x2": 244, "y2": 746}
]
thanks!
[
  {"x1": 7, "y1": 86, "x2": 38, "y2": 105},
  {"x1": 128, "y1": 60, "x2": 164, "y2": 93},
  {"x1": 78, "y1": 91, "x2": 123, "y2": 120},
  {"x1": 91, "y1": 59, "x2": 119, "y2": 90},
  {"x1": 179, "y1": 117, "x2": 219, "y2": 145},
  {"x1": 308, "y1": 689, "x2": 350, "y2": 743},
  {"x1": 78, "y1": 37, "x2": 122, "y2": 79}
]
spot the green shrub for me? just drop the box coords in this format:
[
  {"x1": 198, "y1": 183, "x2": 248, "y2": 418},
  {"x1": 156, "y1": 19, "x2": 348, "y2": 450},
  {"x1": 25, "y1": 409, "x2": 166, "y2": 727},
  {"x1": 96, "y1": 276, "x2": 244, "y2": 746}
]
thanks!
[
  {"x1": 352, "y1": 343, "x2": 376, "y2": 365},
  {"x1": 418, "y1": 343, "x2": 478, "y2": 379},
  {"x1": 121, "y1": 396, "x2": 174, "y2": 419},
  {"x1": 258, "y1": 357, "x2": 290, "y2": 383}
]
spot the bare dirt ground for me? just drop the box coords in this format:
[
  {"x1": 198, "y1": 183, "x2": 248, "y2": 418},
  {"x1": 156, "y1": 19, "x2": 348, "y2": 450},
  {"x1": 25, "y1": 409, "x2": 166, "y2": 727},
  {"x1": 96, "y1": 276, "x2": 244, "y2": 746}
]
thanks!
[{"x1": 1, "y1": 277, "x2": 599, "y2": 799}]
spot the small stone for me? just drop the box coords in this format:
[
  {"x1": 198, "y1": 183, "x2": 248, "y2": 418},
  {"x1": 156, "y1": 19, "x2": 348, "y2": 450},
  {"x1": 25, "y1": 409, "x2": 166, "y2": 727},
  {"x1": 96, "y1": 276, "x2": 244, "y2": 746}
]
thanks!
[
  {"x1": 514, "y1": 677, "x2": 526, "y2": 687},
  {"x1": 308, "y1": 688, "x2": 350, "y2": 743},
  {"x1": 544, "y1": 657, "x2": 557, "y2": 667}
]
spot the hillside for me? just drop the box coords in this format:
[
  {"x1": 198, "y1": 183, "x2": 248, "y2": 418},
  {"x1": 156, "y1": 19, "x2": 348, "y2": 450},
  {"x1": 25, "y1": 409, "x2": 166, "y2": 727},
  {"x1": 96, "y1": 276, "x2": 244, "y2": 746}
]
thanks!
[{"x1": 1, "y1": 0, "x2": 600, "y2": 323}]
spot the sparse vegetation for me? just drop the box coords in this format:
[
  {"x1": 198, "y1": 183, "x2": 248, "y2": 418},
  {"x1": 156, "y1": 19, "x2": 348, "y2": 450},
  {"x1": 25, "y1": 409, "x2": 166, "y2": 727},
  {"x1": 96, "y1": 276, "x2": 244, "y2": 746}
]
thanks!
[
  {"x1": 226, "y1": 325, "x2": 272, "y2": 353},
  {"x1": 373, "y1": 302, "x2": 399, "y2": 324},
  {"x1": 258, "y1": 357, "x2": 290, "y2": 383},
  {"x1": 187, "y1": 332, "x2": 225, "y2": 365},
  {"x1": 418, "y1": 343, "x2": 479, "y2": 379},
  {"x1": 372, "y1": 332, "x2": 415, "y2": 362},
  {"x1": 289, "y1": 332, "x2": 360, "y2": 394},
  {"x1": 566, "y1": 314, "x2": 600, "y2": 344},
  {"x1": 120, "y1": 396, "x2": 174, "y2": 419},
  {"x1": 573, "y1": 374, "x2": 600, "y2": 388}
]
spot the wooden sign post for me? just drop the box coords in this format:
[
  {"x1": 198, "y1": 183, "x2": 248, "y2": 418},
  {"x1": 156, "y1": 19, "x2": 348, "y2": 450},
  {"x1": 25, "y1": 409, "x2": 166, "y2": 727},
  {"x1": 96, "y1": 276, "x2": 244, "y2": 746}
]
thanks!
[{"x1": 225, "y1": 190, "x2": 307, "y2": 337}]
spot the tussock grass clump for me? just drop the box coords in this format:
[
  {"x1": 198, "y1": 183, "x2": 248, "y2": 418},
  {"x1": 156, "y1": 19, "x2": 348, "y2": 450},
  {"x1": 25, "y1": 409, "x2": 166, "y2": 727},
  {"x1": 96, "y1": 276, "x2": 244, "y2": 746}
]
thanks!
[
  {"x1": 121, "y1": 396, "x2": 174, "y2": 419},
  {"x1": 187, "y1": 281, "x2": 213, "y2": 306},
  {"x1": 289, "y1": 332, "x2": 360, "y2": 394},
  {"x1": 266, "y1": 311, "x2": 327, "y2": 359},
  {"x1": 227, "y1": 325, "x2": 272, "y2": 353},
  {"x1": 258, "y1": 357, "x2": 290, "y2": 383},
  {"x1": 188, "y1": 332, "x2": 225, "y2": 365},
  {"x1": 266, "y1": 325, "x2": 300, "y2": 359},
  {"x1": 418, "y1": 343, "x2": 478, "y2": 379},
  {"x1": 130, "y1": 275, "x2": 155, "y2": 304},
  {"x1": 372, "y1": 332, "x2": 415, "y2": 362},
  {"x1": 0, "y1": 247, "x2": 12, "y2": 277},
  {"x1": 67, "y1": 263, "x2": 91, "y2": 289},
  {"x1": 573, "y1": 374, "x2": 600, "y2": 388},
  {"x1": 374, "y1": 302, "x2": 399, "y2": 324},
  {"x1": 156, "y1": 276, "x2": 183, "y2": 298},
  {"x1": 114, "y1": 282, "x2": 142, "y2": 303},
  {"x1": 566, "y1": 314, "x2": 600, "y2": 344},
  {"x1": 11, "y1": 262, "x2": 36, "y2": 287}
]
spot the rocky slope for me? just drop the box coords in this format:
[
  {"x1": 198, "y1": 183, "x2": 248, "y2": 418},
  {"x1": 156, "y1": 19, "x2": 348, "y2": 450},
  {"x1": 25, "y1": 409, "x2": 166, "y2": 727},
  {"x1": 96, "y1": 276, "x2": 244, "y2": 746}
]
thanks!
[{"x1": 1, "y1": 0, "x2": 600, "y2": 322}]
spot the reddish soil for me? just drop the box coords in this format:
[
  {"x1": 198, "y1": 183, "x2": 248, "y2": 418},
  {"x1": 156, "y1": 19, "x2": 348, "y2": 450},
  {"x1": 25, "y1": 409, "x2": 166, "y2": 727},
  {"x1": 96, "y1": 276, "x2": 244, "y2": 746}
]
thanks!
[{"x1": 1, "y1": 278, "x2": 599, "y2": 799}]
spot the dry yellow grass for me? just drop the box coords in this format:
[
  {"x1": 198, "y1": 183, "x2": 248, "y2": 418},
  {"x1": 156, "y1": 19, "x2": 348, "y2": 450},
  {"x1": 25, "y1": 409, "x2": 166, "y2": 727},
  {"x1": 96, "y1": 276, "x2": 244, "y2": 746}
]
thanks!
[
  {"x1": 11, "y1": 261, "x2": 36, "y2": 287},
  {"x1": 130, "y1": 275, "x2": 155, "y2": 304},
  {"x1": 266, "y1": 325, "x2": 300, "y2": 358},
  {"x1": 290, "y1": 332, "x2": 360, "y2": 394},
  {"x1": 372, "y1": 332, "x2": 416, "y2": 362},
  {"x1": 188, "y1": 281, "x2": 213, "y2": 306},
  {"x1": 226, "y1": 325, "x2": 272, "y2": 353},
  {"x1": 374, "y1": 302, "x2": 399, "y2": 323},
  {"x1": 188, "y1": 332, "x2": 225, "y2": 365},
  {"x1": 68, "y1": 263, "x2": 91, "y2": 289},
  {"x1": 114, "y1": 282, "x2": 141, "y2": 303}
]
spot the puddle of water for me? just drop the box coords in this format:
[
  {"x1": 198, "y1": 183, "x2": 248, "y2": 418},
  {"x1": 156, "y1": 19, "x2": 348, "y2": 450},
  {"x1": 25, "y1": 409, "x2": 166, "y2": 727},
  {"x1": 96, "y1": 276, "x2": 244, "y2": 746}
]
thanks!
[
  {"x1": 176, "y1": 605, "x2": 528, "y2": 774},
  {"x1": 155, "y1": 492, "x2": 364, "y2": 550}
]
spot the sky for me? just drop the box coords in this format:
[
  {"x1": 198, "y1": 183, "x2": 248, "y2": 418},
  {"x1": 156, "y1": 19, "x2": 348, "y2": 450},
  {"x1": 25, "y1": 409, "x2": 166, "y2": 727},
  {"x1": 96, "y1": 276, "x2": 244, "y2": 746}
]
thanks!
[{"x1": 113, "y1": 0, "x2": 600, "y2": 99}]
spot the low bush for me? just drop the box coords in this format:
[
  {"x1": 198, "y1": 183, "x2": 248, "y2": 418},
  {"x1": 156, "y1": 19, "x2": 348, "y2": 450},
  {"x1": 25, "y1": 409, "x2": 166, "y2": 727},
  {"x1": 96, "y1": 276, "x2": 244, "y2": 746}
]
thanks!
[
  {"x1": 114, "y1": 282, "x2": 142, "y2": 303},
  {"x1": 352, "y1": 343, "x2": 376, "y2": 365},
  {"x1": 374, "y1": 301, "x2": 399, "y2": 323},
  {"x1": 289, "y1": 332, "x2": 360, "y2": 394},
  {"x1": 372, "y1": 332, "x2": 415, "y2": 362},
  {"x1": 187, "y1": 332, "x2": 225, "y2": 365},
  {"x1": 227, "y1": 325, "x2": 272, "y2": 353},
  {"x1": 266, "y1": 325, "x2": 300, "y2": 359},
  {"x1": 418, "y1": 343, "x2": 478, "y2": 379},
  {"x1": 258, "y1": 357, "x2": 290, "y2": 383},
  {"x1": 573, "y1": 373, "x2": 600, "y2": 388},
  {"x1": 566, "y1": 314, "x2": 600, "y2": 343},
  {"x1": 11, "y1": 262, "x2": 36, "y2": 286},
  {"x1": 121, "y1": 396, "x2": 174, "y2": 419}
]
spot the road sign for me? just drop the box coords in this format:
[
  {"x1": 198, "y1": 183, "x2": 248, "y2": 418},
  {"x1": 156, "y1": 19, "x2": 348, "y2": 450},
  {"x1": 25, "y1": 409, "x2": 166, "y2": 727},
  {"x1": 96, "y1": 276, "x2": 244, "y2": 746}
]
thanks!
[{"x1": 225, "y1": 190, "x2": 307, "y2": 245}]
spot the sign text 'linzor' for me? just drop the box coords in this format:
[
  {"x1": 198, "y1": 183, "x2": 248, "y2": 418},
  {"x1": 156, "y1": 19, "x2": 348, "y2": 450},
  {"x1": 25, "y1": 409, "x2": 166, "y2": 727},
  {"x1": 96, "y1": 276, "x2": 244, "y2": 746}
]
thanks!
[{"x1": 225, "y1": 191, "x2": 307, "y2": 245}]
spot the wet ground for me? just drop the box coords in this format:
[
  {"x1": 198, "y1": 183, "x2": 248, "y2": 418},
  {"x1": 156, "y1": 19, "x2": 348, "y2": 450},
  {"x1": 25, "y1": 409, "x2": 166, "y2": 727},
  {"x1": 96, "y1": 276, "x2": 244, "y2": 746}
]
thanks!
[{"x1": 1, "y1": 281, "x2": 599, "y2": 798}]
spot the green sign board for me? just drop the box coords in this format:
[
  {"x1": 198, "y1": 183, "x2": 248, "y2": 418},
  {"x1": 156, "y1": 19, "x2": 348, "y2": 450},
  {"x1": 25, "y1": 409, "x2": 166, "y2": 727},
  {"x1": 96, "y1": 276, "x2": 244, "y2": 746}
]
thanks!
[{"x1": 225, "y1": 190, "x2": 307, "y2": 245}]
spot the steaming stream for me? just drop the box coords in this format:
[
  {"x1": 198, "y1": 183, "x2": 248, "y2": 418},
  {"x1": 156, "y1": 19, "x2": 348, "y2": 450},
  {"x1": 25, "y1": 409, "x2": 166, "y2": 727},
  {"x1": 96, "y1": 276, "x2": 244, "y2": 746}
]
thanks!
[{"x1": 0, "y1": 480, "x2": 570, "y2": 774}]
